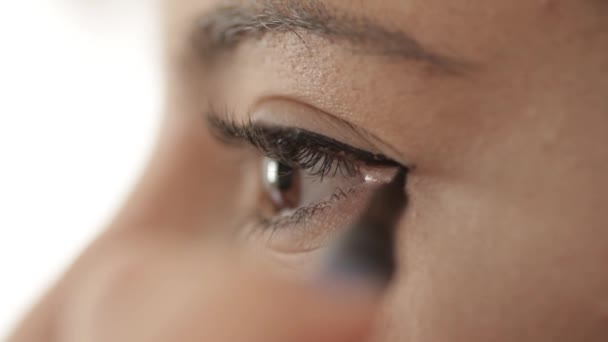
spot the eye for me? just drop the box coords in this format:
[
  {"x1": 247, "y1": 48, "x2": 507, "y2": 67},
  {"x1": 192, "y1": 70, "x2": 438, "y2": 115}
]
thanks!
[
  {"x1": 262, "y1": 156, "x2": 361, "y2": 215},
  {"x1": 207, "y1": 115, "x2": 403, "y2": 254}
]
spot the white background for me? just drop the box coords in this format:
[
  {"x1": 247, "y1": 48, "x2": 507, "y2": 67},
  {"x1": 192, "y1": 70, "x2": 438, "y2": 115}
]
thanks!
[{"x1": 0, "y1": 0, "x2": 162, "y2": 337}]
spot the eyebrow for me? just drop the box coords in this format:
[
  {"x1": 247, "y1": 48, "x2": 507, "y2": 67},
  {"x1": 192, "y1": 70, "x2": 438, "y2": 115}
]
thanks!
[{"x1": 192, "y1": 0, "x2": 471, "y2": 74}]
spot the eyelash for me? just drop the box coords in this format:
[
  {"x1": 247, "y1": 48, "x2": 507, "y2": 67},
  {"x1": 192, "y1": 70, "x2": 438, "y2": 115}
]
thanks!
[
  {"x1": 209, "y1": 117, "x2": 368, "y2": 179},
  {"x1": 253, "y1": 186, "x2": 356, "y2": 231}
]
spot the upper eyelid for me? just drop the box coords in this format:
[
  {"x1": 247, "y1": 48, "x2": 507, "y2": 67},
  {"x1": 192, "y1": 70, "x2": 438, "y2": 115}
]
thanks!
[
  {"x1": 206, "y1": 113, "x2": 400, "y2": 166},
  {"x1": 207, "y1": 114, "x2": 358, "y2": 177}
]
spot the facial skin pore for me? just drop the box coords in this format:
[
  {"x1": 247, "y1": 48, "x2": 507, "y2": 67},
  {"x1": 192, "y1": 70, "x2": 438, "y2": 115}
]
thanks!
[{"x1": 10, "y1": 0, "x2": 608, "y2": 341}]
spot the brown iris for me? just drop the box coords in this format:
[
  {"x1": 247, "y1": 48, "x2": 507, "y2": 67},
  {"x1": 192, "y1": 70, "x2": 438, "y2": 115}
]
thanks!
[{"x1": 262, "y1": 157, "x2": 301, "y2": 210}]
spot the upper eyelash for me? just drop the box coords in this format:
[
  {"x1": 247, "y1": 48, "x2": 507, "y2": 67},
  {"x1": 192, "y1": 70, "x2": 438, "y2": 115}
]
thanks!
[{"x1": 208, "y1": 115, "x2": 399, "y2": 178}]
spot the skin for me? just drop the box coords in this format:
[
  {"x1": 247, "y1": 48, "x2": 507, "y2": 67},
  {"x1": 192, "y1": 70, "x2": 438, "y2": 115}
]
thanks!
[{"x1": 10, "y1": 0, "x2": 608, "y2": 341}]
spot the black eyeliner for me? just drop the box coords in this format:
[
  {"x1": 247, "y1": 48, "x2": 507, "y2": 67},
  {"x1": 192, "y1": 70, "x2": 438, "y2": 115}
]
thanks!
[
  {"x1": 207, "y1": 115, "x2": 401, "y2": 177},
  {"x1": 249, "y1": 126, "x2": 398, "y2": 166}
]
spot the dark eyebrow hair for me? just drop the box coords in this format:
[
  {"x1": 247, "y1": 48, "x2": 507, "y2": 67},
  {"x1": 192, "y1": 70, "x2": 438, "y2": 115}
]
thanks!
[{"x1": 192, "y1": 0, "x2": 472, "y2": 74}]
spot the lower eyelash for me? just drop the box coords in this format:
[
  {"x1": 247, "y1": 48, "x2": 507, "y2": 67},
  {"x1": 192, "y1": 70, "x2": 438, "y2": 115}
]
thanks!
[
  {"x1": 258, "y1": 197, "x2": 333, "y2": 231},
  {"x1": 253, "y1": 185, "x2": 358, "y2": 233}
]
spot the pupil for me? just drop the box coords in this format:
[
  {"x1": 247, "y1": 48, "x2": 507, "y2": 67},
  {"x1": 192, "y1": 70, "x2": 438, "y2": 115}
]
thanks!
[
  {"x1": 276, "y1": 162, "x2": 294, "y2": 191},
  {"x1": 263, "y1": 158, "x2": 300, "y2": 210}
]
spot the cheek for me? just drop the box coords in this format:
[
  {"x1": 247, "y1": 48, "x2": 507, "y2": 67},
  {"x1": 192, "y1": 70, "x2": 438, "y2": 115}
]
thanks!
[
  {"x1": 58, "y1": 231, "x2": 231, "y2": 342},
  {"x1": 376, "y1": 176, "x2": 608, "y2": 341}
]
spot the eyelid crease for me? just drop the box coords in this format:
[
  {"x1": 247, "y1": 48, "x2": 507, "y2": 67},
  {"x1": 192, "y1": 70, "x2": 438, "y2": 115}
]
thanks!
[
  {"x1": 250, "y1": 96, "x2": 413, "y2": 169},
  {"x1": 251, "y1": 96, "x2": 387, "y2": 156}
]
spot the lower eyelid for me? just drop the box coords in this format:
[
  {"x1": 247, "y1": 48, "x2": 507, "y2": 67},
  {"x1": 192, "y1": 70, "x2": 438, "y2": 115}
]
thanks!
[
  {"x1": 249, "y1": 180, "x2": 386, "y2": 254},
  {"x1": 270, "y1": 185, "x2": 358, "y2": 228}
]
